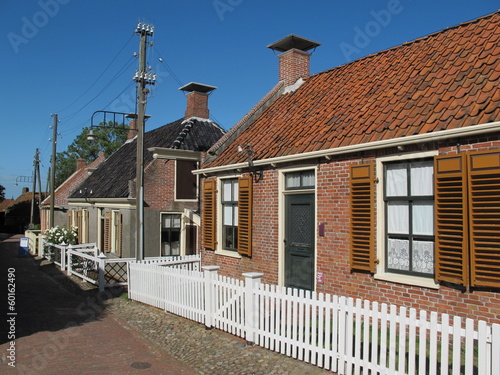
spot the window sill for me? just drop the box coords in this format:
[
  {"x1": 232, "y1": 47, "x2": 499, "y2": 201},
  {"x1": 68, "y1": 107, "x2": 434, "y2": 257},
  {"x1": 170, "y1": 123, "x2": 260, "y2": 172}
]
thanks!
[
  {"x1": 215, "y1": 249, "x2": 242, "y2": 259},
  {"x1": 375, "y1": 273, "x2": 440, "y2": 290}
]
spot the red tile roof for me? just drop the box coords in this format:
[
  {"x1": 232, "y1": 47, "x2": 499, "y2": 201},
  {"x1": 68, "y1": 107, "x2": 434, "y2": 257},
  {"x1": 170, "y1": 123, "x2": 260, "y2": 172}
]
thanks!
[
  {"x1": 0, "y1": 199, "x2": 14, "y2": 212},
  {"x1": 204, "y1": 11, "x2": 500, "y2": 168}
]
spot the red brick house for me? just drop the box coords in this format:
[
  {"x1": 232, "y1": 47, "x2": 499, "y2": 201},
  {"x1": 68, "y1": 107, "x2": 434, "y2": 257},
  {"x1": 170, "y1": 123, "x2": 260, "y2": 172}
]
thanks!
[
  {"x1": 68, "y1": 83, "x2": 225, "y2": 258},
  {"x1": 40, "y1": 152, "x2": 106, "y2": 241},
  {"x1": 198, "y1": 11, "x2": 500, "y2": 324}
]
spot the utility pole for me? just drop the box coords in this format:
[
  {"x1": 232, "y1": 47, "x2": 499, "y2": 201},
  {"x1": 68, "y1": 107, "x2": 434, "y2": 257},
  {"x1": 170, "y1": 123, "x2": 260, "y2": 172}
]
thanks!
[
  {"x1": 29, "y1": 148, "x2": 40, "y2": 228},
  {"x1": 49, "y1": 114, "x2": 58, "y2": 228},
  {"x1": 133, "y1": 23, "x2": 155, "y2": 261}
]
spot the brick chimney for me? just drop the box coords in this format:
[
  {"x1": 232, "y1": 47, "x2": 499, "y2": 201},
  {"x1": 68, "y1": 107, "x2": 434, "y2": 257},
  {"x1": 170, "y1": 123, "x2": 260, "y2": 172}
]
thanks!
[
  {"x1": 127, "y1": 118, "x2": 138, "y2": 141},
  {"x1": 76, "y1": 157, "x2": 86, "y2": 170},
  {"x1": 179, "y1": 82, "x2": 217, "y2": 120},
  {"x1": 267, "y1": 34, "x2": 321, "y2": 87}
]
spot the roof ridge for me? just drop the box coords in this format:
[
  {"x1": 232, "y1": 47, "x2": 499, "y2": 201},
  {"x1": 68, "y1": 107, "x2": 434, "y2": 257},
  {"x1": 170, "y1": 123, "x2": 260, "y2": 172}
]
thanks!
[{"x1": 314, "y1": 9, "x2": 500, "y2": 79}]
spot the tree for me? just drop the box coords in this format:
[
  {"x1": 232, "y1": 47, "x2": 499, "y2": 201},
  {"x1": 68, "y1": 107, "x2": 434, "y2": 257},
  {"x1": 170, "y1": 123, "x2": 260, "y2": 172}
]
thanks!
[
  {"x1": 55, "y1": 122, "x2": 129, "y2": 187},
  {"x1": 0, "y1": 184, "x2": 5, "y2": 202}
]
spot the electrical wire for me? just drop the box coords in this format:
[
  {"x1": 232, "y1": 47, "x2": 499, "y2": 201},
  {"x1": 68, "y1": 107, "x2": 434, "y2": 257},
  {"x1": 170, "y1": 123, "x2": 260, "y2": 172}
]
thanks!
[{"x1": 56, "y1": 33, "x2": 135, "y2": 115}]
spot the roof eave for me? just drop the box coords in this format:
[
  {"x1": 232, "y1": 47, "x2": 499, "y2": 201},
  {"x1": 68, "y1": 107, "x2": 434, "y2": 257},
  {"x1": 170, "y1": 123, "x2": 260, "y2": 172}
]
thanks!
[{"x1": 194, "y1": 120, "x2": 500, "y2": 175}]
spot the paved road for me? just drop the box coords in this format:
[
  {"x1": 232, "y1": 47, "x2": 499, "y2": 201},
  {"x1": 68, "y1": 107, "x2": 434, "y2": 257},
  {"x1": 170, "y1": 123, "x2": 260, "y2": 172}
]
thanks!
[{"x1": 0, "y1": 234, "x2": 195, "y2": 374}]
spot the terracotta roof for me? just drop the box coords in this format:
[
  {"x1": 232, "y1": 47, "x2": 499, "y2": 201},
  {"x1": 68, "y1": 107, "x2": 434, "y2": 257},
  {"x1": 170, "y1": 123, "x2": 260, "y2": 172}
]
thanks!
[
  {"x1": 71, "y1": 118, "x2": 225, "y2": 199},
  {"x1": 0, "y1": 199, "x2": 14, "y2": 212},
  {"x1": 41, "y1": 152, "x2": 106, "y2": 206},
  {"x1": 204, "y1": 11, "x2": 500, "y2": 168}
]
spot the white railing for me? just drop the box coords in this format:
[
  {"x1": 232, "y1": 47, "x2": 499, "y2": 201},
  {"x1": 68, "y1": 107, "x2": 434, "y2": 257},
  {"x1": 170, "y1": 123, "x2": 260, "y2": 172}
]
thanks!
[{"x1": 127, "y1": 264, "x2": 500, "y2": 375}]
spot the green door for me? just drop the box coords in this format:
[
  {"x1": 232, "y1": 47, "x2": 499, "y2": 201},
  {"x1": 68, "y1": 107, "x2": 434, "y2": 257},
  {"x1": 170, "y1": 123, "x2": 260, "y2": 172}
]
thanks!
[{"x1": 285, "y1": 194, "x2": 315, "y2": 290}]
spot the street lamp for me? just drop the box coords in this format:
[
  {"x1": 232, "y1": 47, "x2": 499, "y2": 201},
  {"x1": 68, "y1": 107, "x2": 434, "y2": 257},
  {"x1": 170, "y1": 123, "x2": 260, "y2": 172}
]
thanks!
[{"x1": 86, "y1": 111, "x2": 138, "y2": 142}]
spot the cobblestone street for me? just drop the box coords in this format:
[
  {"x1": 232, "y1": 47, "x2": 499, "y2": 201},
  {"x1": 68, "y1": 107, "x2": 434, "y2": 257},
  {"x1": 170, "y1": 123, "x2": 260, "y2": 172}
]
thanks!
[{"x1": 0, "y1": 235, "x2": 329, "y2": 374}]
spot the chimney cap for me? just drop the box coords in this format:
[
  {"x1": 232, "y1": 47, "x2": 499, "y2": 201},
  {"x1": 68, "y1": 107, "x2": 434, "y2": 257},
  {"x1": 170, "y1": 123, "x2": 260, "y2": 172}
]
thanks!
[
  {"x1": 267, "y1": 34, "x2": 321, "y2": 53},
  {"x1": 179, "y1": 82, "x2": 217, "y2": 94}
]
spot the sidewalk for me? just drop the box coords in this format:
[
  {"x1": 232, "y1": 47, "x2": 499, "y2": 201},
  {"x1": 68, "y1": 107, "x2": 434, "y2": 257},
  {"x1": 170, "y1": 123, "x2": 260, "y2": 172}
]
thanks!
[
  {"x1": 0, "y1": 234, "x2": 329, "y2": 375},
  {"x1": 0, "y1": 234, "x2": 194, "y2": 374}
]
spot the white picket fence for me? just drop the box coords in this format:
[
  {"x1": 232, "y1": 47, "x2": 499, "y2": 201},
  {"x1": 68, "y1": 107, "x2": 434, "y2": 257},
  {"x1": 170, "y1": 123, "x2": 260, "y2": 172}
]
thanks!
[{"x1": 128, "y1": 263, "x2": 500, "y2": 375}]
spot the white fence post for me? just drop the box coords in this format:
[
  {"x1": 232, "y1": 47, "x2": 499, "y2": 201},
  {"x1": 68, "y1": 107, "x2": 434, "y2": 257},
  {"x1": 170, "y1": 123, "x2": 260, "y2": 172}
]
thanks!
[
  {"x1": 61, "y1": 245, "x2": 68, "y2": 271},
  {"x1": 243, "y1": 272, "x2": 263, "y2": 346},
  {"x1": 67, "y1": 247, "x2": 73, "y2": 276},
  {"x1": 202, "y1": 265, "x2": 220, "y2": 329},
  {"x1": 98, "y1": 252, "x2": 107, "y2": 292}
]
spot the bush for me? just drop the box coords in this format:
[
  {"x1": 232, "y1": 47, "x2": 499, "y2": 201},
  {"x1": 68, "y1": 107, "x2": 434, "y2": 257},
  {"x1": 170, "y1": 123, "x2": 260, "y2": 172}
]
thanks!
[{"x1": 44, "y1": 225, "x2": 78, "y2": 245}]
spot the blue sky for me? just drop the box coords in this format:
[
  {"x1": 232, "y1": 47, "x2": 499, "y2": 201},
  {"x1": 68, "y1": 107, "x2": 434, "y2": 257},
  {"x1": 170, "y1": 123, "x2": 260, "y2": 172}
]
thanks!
[{"x1": 1, "y1": 0, "x2": 498, "y2": 199}]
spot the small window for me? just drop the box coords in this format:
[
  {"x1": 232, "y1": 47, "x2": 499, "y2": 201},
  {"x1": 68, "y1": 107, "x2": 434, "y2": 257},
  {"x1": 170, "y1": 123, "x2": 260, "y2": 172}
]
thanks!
[
  {"x1": 285, "y1": 170, "x2": 315, "y2": 190},
  {"x1": 161, "y1": 214, "x2": 181, "y2": 256},
  {"x1": 222, "y1": 179, "x2": 238, "y2": 251},
  {"x1": 384, "y1": 160, "x2": 434, "y2": 277}
]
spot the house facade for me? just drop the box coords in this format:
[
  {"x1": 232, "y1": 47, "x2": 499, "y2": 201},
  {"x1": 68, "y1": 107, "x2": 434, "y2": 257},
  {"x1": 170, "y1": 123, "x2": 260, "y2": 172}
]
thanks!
[
  {"x1": 198, "y1": 12, "x2": 500, "y2": 324},
  {"x1": 68, "y1": 83, "x2": 225, "y2": 259},
  {"x1": 40, "y1": 152, "x2": 106, "y2": 242}
]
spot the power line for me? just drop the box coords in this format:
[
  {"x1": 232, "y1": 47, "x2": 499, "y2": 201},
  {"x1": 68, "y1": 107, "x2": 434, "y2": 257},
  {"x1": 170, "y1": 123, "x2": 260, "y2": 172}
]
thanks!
[{"x1": 56, "y1": 33, "x2": 135, "y2": 115}]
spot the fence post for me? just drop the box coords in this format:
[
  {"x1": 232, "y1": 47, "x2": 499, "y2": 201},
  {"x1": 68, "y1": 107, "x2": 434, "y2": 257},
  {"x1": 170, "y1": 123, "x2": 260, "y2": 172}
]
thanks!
[
  {"x1": 202, "y1": 265, "x2": 220, "y2": 330},
  {"x1": 67, "y1": 247, "x2": 73, "y2": 276},
  {"x1": 98, "y1": 252, "x2": 107, "y2": 292},
  {"x1": 61, "y1": 245, "x2": 67, "y2": 271},
  {"x1": 242, "y1": 272, "x2": 263, "y2": 346}
]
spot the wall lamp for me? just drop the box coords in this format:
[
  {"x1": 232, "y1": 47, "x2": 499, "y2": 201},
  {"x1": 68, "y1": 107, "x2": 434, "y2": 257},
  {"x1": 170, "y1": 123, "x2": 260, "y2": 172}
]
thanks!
[{"x1": 238, "y1": 144, "x2": 263, "y2": 182}]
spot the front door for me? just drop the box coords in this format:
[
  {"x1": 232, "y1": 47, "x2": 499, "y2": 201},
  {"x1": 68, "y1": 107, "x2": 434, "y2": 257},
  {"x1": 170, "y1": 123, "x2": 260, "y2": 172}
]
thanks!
[{"x1": 284, "y1": 194, "x2": 315, "y2": 290}]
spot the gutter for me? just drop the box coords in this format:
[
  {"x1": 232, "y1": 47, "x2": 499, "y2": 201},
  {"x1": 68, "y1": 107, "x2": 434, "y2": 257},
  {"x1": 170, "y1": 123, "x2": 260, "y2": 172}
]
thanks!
[{"x1": 194, "y1": 120, "x2": 500, "y2": 175}]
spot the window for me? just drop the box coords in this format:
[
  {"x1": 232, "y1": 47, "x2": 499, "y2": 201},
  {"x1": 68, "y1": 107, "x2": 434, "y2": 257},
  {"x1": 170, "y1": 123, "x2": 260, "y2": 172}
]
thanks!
[
  {"x1": 384, "y1": 160, "x2": 434, "y2": 277},
  {"x1": 202, "y1": 176, "x2": 253, "y2": 256},
  {"x1": 176, "y1": 160, "x2": 198, "y2": 200},
  {"x1": 285, "y1": 170, "x2": 315, "y2": 190},
  {"x1": 222, "y1": 179, "x2": 238, "y2": 251},
  {"x1": 161, "y1": 214, "x2": 181, "y2": 256}
]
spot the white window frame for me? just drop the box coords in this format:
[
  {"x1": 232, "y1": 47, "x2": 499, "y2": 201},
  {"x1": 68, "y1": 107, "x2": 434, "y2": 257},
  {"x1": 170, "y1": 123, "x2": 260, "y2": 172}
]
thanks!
[
  {"x1": 277, "y1": 165, "x2": 317, "y2": 287},
  {"x1": 215, "y1": 174, "x2": 242, "y2": 259},
  {"x1": 375, "y1": 151, "x2": 439, "y2": 289}
]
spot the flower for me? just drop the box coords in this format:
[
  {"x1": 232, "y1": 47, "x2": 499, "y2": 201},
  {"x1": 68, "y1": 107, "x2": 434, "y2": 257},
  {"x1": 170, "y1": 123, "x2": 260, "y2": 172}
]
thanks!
[{"x1": 44, "y1": 225, "x2": 78, "y2": 245}]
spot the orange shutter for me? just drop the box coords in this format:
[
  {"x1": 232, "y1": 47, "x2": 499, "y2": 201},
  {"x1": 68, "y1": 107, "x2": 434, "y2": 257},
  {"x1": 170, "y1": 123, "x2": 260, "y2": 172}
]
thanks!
[
  {"x1": 349, "y1": 163, "x2": 376, "y2": 272},
  {"x1": 202, "y1": 179, "x2": 216, "y2": 250},
  {"x1": 434, "y1": 154, "x2": 469, "y2": 285},
  {"x1": 77, "y1": 210, "x2": 83, "y2": 243},
  {"x1": 237, "y1": 176, "x2": 253, "y2": 257},
  {"x1": 468, "y1": 150, "x2": 500, "y2": 287},
  {"x1": 103, "y1": 211, "x2": 111, "y2": 253}
]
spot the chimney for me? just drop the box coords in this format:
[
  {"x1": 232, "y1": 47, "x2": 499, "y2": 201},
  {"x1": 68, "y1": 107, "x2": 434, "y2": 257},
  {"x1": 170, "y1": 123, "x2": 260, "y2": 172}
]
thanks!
[
  {"x1": 22, "y1": 187, "x2": 29, "y2": 195},
  {"x1": 267, "y1": 34, "x2": 321, "y2": 87},
  {"x1": 127, "y1": 117, "x2": 138, "y2": 140},
  {"x1": 76, "y1": 157, "x2": 86, "y2": 170},
  {"x1": 179, "y1": 82, "x2": 217, "y2": 120}
]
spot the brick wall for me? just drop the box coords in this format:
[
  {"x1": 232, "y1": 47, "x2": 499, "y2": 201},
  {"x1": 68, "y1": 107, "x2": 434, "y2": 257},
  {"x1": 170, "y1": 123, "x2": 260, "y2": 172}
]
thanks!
[
  {"x1": 278, "y1": 49, "x2": 311, "y2": 87},
  {"x1": 201, "y1": 136, "x2": 500, "y2": 325}
]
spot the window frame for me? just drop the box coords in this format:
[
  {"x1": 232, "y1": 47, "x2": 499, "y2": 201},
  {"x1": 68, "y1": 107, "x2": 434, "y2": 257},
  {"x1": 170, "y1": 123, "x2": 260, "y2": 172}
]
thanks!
[
  {"x1": 221, "y1": 178, "x2": 239, "y2": 252},
  {"x1": 383, "y1": 159, "x2": 435, "y2": 277},
  {"x1": 375, "y1": 151, "x2": 440, "y2": 289},
  {"x1": 160, "y1": 212, "x2": 182, "y2": 257}
]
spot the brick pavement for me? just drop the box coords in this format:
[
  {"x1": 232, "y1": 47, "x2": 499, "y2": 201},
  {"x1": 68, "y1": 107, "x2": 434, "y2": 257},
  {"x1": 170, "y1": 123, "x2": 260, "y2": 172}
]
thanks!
[{"x1": 0, "y1": 234, "x2": 195, "y2": 375}]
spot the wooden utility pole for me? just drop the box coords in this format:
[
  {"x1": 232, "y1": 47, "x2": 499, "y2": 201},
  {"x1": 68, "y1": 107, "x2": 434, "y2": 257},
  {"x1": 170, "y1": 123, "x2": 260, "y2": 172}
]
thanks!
[
  {"x1": 49, "y1": 114, "x2": 58, "y2": 228},
  {"x1": 29, "y1": 148, "x2": 40, "y2": 228},
  {"x1": 133, "y1": 23, "x2": 155, "y2": 260}
]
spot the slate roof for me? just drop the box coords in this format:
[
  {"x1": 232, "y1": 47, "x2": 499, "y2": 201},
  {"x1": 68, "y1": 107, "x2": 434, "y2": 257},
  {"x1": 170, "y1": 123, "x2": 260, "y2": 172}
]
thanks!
[
  {"x1": 204, "y1": 11, "x2": 500, "y2": 168},
  {"x1": 71, "y1": 118, "x2": 225, "y2": 199}
]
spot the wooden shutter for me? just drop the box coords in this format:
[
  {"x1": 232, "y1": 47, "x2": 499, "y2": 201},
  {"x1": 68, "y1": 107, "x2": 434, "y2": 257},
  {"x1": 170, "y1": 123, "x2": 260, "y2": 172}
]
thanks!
[
  {"x1": 238, "y1": 176, "x2": 253, "y2": 257},
  {"x1": 115, "y1": 212, "x2": 122, "y2": 257},
  {"x1": 349, "y1": 163, "x2": 376, "y2": 272},
  {"x1": 468, "y1": 151, "x2": 500, "y2": 287},
  {"x1": 68, "y1": 211, "x2": 74, "y2": 228},
  {"x1": 82, "y1": 209, "x2": 89, "y2": 243},
  {"x1": 434, "y1": 154, "x2": 469, "y2": 285},
  {"x1": 202, "y1": 179, "x2": 216, "y2": 250},
  {"x1": 77, "y1": 210, "x2": 83, "y2": 244},
  {"x1": 103, "y1": 211, "x2": 111, "y2": 253}
]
